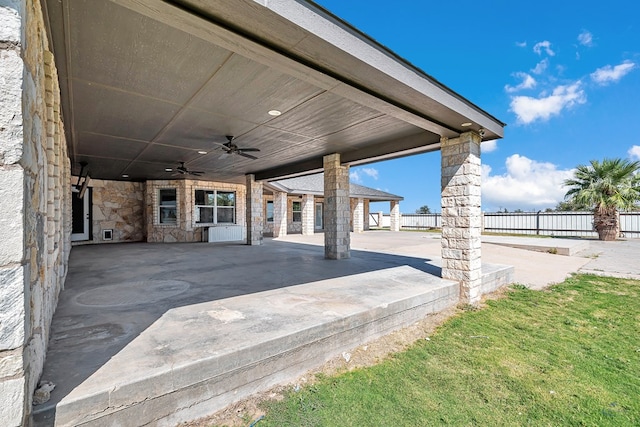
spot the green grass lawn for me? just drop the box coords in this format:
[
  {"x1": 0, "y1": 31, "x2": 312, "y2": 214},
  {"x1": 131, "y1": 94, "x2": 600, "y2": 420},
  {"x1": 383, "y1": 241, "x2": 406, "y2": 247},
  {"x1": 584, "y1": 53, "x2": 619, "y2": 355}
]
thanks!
[{"x1": 255, "y1": 275, "x2": 639, "y2": 426}]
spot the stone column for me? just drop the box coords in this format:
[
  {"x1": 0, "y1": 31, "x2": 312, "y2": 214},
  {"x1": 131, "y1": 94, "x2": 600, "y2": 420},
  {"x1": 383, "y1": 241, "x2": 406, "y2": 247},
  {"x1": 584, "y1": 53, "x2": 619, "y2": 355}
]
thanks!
[
  {"x1": 363, "y1": 199, "x2": 370, "y2": 231},
  {"x1": 245, "y1": 174, "x2": 263, "y2": 245},
  {"x1": 1, "y1": 1, "x2": 71, "y2": 424},
  {"x1": 441, "y1": 131, "x2": 482, "y2": 304},
  {"x1": 272, "y1": 191, "x2": 287, "y2": 238},
  {"x1": 0, "y1": 14, "x2": 27, "y2": 421},
  {"x1": 353, "y1": 198, "x2": 364, "y2": 233},
  {"x1": 323, "y1": 153, "x2": 350, "y2": 259},
  {"x1": 390, "y1": 201, "x2": 400, "y2": 231},
  {"x1": 301, "y1": 194, "x2": 314, "y2": 235}
]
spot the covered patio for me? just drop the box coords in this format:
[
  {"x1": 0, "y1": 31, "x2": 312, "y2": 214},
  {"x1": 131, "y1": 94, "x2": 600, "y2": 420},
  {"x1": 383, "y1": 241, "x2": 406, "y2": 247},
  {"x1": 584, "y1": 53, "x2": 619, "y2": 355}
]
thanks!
[
  {"x1": 1, "y1": 0, "x2": 505, "y2": 425},
  {"x1": 33, "y1": 235, "x2": 512, "y2": 426}
]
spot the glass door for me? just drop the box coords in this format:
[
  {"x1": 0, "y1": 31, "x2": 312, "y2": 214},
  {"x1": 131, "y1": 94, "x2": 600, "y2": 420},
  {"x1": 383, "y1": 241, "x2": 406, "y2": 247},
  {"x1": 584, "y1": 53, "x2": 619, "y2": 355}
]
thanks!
[{"x1": 71, "y1": 186, "x2": 90, "y2": 241}]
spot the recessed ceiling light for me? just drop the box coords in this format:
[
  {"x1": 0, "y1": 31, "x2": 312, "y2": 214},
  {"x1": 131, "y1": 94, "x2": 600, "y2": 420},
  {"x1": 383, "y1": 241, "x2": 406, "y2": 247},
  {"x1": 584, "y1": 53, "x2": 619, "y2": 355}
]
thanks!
[
  {"x1": 165, "y1": 168, "x2": 173, "y2": 172},
  {"x1": 198, "y1": 151, "x2": 207, "y2": 155},
  {"x1": 122, "y1": 174, "x2": 129, "y2": 178},
  {"x1": 268, "y1": 110, "x2": 282, "y2": 116},
  {"x1": 461, "y1": 122, "x2": 473, "y2": 127}
]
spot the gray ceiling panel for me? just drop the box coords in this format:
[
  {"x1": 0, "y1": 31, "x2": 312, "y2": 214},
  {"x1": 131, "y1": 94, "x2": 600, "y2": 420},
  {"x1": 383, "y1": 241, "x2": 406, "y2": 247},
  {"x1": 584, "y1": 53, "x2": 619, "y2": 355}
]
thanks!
[
  {"x1": 72, "y1": 81, "x2": 182, "y2": 142},
  {"x1": 154, "y1": 108, "x2": 258, "y2": 149},
  {"x1": 267, "y1": 92, "x2": 384, "y2": 139},
  {"x1": 135, "y1": 144, "x2": 206, "y2": 166},
  {"x1": 68, "y1": 1, "x2": 232, "y2": 104},
  {"x1": 74, "y1": 157, "x2": 133, "y2": 180},
  {"x1": 75, "y1": 133, "x2": 149, "y2": 160},
  {"x1": 320, "y1": 116, "x2": 424, "y2": 149},
  {"x1": 189, "y1": 54, "x2": 325, "y2": 123}
]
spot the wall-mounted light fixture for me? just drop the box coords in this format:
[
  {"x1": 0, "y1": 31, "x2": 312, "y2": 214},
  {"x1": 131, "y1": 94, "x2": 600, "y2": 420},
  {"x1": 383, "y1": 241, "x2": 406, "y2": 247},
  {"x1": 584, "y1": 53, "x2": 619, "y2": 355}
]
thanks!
[{"x1": 75, "y1": 161, "x2": 91, "y2": 199}]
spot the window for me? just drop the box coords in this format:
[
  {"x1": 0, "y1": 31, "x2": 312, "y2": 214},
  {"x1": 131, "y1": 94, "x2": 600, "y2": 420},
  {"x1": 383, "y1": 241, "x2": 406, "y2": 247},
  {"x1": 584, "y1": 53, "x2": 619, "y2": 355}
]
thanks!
[
  {"x1": 195, "y1": 189, "x2": 236, "y2": 224},
  {"x1": 292, "y1": 201, "x2": 302, "y2": 222},
  {"x1": 266, "y1": 201, "x2": 274, "y2": 222},
  {"x1": 159, "y1": 189, "x2": 177, "y2": 224}
]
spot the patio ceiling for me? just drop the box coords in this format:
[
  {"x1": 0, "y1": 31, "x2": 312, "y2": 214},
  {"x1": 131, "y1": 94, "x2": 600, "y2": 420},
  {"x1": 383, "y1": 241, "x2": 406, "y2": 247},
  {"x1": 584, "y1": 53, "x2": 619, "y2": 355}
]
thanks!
[{"x1": 43, "y1": 0, "x2": 504, "y2": 184}]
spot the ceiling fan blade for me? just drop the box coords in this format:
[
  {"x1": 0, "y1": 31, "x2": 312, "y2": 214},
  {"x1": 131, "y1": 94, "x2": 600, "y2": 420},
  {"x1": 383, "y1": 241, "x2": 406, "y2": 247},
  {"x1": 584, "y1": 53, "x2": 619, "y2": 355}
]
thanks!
[
  {"x1": 238, "y1": 147, "x2": 260, "y2": 152},
  {"x1": 190, "y1": 171, "x2": 204, "y2": 175},
  {"x1": 238, "y1": 152, "x2": 258, "y2": 160}
]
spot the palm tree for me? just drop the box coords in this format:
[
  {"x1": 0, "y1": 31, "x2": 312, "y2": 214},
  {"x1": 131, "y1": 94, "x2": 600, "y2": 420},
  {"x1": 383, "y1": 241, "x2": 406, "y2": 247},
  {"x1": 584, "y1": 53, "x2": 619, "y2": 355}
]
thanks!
[{"x1": 564, "y1": 158, "x2": 640, "y2": 240}]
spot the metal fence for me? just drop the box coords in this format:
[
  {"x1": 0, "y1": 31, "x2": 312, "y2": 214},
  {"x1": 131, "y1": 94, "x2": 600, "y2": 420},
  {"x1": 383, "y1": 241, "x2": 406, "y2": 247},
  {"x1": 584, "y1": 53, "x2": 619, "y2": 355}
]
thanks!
[
  {"x1": 483, "y1": 211, "x2": 640, "y2": 238},
  {"x1": 369, "y1": 211, "x2": 640, "y2": 238},
  {"x1": 400, "y1": 214, "x2": 441, "y2": 229},
  {"x1": 483, "y1": 212, "x2": 595, "y2": 237}
]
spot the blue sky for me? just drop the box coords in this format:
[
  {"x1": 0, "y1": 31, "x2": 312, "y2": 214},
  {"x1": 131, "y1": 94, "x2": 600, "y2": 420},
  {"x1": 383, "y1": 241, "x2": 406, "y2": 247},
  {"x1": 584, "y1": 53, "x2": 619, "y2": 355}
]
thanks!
[{"x1": 315, "y1": 0, "x2": 640, "y2": 213}]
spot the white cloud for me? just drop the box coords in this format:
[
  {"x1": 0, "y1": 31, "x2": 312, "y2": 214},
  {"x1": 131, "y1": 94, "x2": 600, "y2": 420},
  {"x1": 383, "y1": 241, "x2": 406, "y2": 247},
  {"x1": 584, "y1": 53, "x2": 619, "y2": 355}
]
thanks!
[
  {"x1": 577, "y1": 30, "x2": 593, "y2": 47},
  {"x1": 533, "y1": 41, "x2": 555, "y2": 56},
  {"x1": 482, "y1": 154, "x2": 574, "y2": 211},
  {"x1": 531, "y1": 58, "x2": 549, "y2": 75},
  {"x1": 629, "y1": 145, "x2": 640, "y2": 160},
  {"x1": 516, "y1": 41, "x2": 527, "y2": 48},
  {"x1": 350, "y1": 167, "x2": 379, "y2": 183},
  {"x1": 590, "y1": 60, "x2": 636, "y2": 85},
  {"x1": 505, "y1": 72, "x2": 536, "y2": 93},
  {"x1": 481, "y1": 140, "x2": 498, "y2": 153},
  {"x1": 509, "y1": 82, "x2": 586, "y2": 124}
]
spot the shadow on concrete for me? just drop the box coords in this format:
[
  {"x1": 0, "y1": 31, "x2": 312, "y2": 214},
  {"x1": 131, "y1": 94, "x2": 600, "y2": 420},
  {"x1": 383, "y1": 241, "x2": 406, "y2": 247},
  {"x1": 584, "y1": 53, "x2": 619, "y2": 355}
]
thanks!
[{"x1": 35, "y1": 237, "x2": 441, "y2": 422}]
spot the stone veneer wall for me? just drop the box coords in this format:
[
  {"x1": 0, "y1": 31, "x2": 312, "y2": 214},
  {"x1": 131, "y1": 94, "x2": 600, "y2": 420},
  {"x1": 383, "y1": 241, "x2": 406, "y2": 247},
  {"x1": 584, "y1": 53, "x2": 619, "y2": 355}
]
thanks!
[
  {"x1": 146, "y1": 179, "x2": 246, "y2": 242},
  {"x1": 87, "y1": 178, "x2": 145, "y2": 243},
  {"x1": 0, "y1": 1, "x2": 71, "y2": 424},
  {"x1": 263, "y1": 195, "x2": 304, "y2": 235}
]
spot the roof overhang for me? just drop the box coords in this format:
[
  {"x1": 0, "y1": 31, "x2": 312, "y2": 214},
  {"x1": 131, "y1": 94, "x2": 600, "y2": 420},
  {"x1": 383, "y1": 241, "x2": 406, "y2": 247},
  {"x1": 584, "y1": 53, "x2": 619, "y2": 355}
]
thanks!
[{"x1": 43, "y1": 0, "x2": 504, "y2": 183}]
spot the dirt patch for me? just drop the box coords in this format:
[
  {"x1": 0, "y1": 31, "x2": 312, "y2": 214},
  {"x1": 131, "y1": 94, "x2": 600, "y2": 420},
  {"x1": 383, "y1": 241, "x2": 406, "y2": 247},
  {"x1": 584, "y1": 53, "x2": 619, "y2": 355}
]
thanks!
[{"x1": 179, "y1": 305, "x2": 462, "y2": 427}]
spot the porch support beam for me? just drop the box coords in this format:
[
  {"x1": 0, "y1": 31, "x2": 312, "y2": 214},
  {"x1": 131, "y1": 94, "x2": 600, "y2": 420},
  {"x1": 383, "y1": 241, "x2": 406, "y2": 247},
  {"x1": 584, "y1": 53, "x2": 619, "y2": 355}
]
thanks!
[
  {"x1": 441, "y1": 131, "x2": 482, "y2": 304},
  {"x1": 353, "y1": 198, "x2": 364, "y2": 233},
  {"x1": 323, "y1": 153, "x2": 350, "y2": 259},
  {"x1": 390, "y1": 201, "x2": 400, "y2": 232},
  {"x1": 363, "y1": 199, "x2": 370, "y2": 231},
  {"x1": 272, "y1": 191, "x2": 288, "y2": 238},
  {"x1": 301, "y1": 194, "x2": 314, "y2": 235},
  {"x1": 245, "y1": 174, "x2": 263, "y2": 246}
]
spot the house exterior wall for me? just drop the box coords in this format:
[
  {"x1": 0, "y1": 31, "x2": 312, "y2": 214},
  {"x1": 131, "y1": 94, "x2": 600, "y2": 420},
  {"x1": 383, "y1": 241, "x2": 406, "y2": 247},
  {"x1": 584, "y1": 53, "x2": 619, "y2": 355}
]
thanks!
[
  {"x1": 263, "y1": 195, "x2": 304, "y2": 235},
  {"x1": 0, "y1": 0, "x2": 71, "y2": 424},
  {"x1": 70, "y1": 178, "x2": 146, "y2": 243},
  {"x1": 91, "y1": 179, "x2": 145, "y2": 242},
  {"x1": 146, "y1": 179, "x2": 246, "y2": 243}
]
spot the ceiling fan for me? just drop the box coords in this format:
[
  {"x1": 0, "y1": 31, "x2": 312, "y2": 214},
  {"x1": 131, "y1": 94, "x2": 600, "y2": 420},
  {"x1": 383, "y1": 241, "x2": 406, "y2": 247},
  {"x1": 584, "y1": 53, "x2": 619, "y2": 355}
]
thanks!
[
  {"x1": 215, "y1": 135, "x2": 260, "y2": 160},
  {"x1": 171, "y1": 161, "x2": 204, "y2": 177}
]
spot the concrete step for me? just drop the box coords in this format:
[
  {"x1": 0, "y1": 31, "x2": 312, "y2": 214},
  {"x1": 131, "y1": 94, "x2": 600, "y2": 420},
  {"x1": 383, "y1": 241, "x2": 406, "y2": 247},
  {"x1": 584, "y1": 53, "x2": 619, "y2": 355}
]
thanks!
[
  {"x1": 34, "y1": 266, "x2": 471, "y2": 426},
  {"x1": 482, "y1": 236, "x2": 590, "y2": 256}
]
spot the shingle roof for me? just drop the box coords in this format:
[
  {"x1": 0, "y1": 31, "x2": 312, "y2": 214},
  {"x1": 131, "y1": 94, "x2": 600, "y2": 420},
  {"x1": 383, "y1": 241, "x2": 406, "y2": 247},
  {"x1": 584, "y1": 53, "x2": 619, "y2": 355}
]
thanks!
[{"x1": 267, "y1": 173, "x2": 403, "y2": 201}]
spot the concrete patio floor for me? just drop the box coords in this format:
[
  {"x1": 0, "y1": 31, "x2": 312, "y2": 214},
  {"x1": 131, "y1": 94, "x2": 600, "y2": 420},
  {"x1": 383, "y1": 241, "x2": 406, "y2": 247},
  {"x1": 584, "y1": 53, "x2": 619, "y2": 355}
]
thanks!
[{"x1": 33, "y1": 231, "x2": 604, "y2": 426}]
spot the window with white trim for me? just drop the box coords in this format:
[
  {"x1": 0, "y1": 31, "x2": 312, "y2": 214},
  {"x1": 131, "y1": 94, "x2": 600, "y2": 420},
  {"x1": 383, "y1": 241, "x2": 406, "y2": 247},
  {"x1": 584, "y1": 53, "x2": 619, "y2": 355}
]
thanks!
[
  {"x1": 195, "y1": 190, "x2": 236, "y2": 224},
  {"x1": 158, "y1": 189, "x2": 177, "y2": 224},
  {"x1": 292, "y1": 201, "x2": 302, "y2": 222}
]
